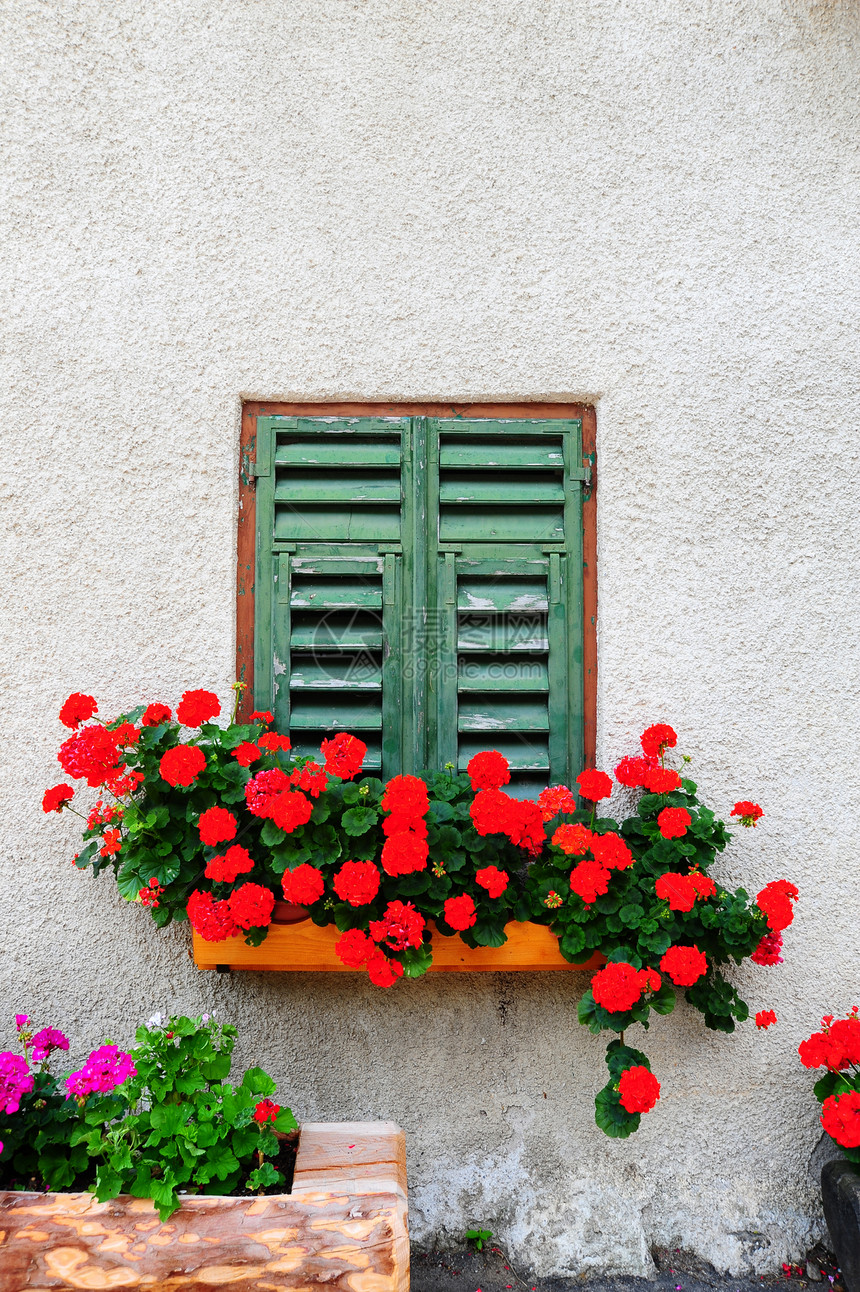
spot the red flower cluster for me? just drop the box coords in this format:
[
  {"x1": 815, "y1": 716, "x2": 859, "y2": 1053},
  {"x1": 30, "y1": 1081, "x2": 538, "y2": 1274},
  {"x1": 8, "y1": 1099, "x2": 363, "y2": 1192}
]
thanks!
[
  {"x1": 381, "y1": 832, "x2": 429, "y2": 876},
  {"x1": 176, "y1": 690, "x2": 221, "y2": 727},
  {"x1": 640, "y1": 724, "x2": 677, "y2": 759},
  {"x1": 290, "y1": 761, "x2": 328, "y2": 797},
  {"x1": 100, "y1": 828, "x2": 122, "y2": 857},
  {"x1": 138, "y1": 878, "x2": 164, "y2": 908},
  {"x1": 250, "y1": 710, "x2": 273, "y2": 724},
  {"x1": 444, "y1": 893, "x2": 477, "y2": 931},
  {"x1": 731, "y1": 801, "x2": 764, "y2": 828},
  {"x1": 821, "y1": 1091, "x2": 860, "y2": 1149},
  {"x1": 751, "y1": 930, "x2": 783, "y2": 966},
  {"x1": 245, "y1": 768, "x2": 291, "y2": 816},
  {"x1": 159, "y1": 744, "x2": 206, "y2": 788},
  {"x1": 59, "y1": 693, "x2": 98, "y2": 729},
  {"x1": 381, "y1": 774, "x2": 430, "y2": 817},
  {"x1": 334, "y1": 860, "x2": 381, "y2": 907},
  {"x1": 335, "y1": 928, "x2": 375, "y2": 967},
  {"x1": 232, "y1": 742, "x2": 260, "y2": 767},
  {"x1": 205, "y1": 845, "x2": 255, "y2": 884},
  {"x1": 466, "y1": 751, "x2": 511, "y2": 792},
  {"x1": 755, "y1": 1010, "x2": 777, "y2": 1030},
  {"x1": 756, "y1": 879, "x2": 798, "y2": 932},
  {"x1": 591, "y1": 832, "x2": 634, "y2": 872},
  {"x1": 257, "y1": 732, "x2": 292, "y2": 753},
  {"x1": 186, "y1": 890, "x2": 237, "y2": 942},
  {"x1": 370, "y1": 900, "x2": 425, "y2": 950},
  {"x1": 657, "y1": 807, "x2": 691, "y2": 839},
  {"x1": 367, "y1": 950, "x2": 405, "y2": 988},
  {"x1": 592, "y1": 962, "x2": 659, "y2": 1013},
  {"x1": 142, "y1": 703, "x2": 171, "y2": 727},
  {"x1": 270, "y1": 789, "x2": 313, "y2": 833},
  {"x1": 576, "y1": 769, "x2": 613, "y2": 802},
  {"x1": 198, "y1": 806, "x2": 237, "y2": 847},
  {"x1": 537, "y1": 785, "x2": 577, "y2": 821},
  {"x1": 112, "y1": 722, "x2": 140, "y2": 747},
  {"x1": 253, "y1": 1099, "x2": 280, "y2": 1125},
  {"x1": 87, "y1": 800, "x2": 121, "y2": 828},
  {"x1": 470, "y1": 789, "x2": 544, "y2": 854},
  {"x1": 228, "y1": 882, "x2": 275, "y2": 930},
  {"x1": 281, "y1": 864, "x2": 325, "y2": 906},
  {"x1": 59, "y1": 725, "x2": 124, "y2": 787},
  {"x1": 659, "y1": 944, "x2": 708, "y2": 987},
  {"x1": 475, "y1": 866, "x2": 509, "y2": 899},
  {"x1": 798, "y1": 1009, "x2": 860, "y2": 1071},
  {"x1": 644, "y1": 767, "x2": 683, "y2": 793},
  {"x1": 618, "y1": 1065, "x2": 661, "y2": 1114},
  {"x1": 105, "y1": 769, "x2": 144, "y2": 798},
  {"x1": 321, "y1": 732, "x2": 366, "y2": 780},
  {"x1": 552, "y1": 823, "x2": 593, "y2": 856},
  {"x1": 614, "y1": 755, "x2": 654, "y2": 788},
  {"x1": 380, "y1": 774, "x2": 430, "y2": 876},
  {"x1": 655, "y1": 870, "x2": 715, "y2": 912},
  {"x1": 569, "y1": 860, "x2": 610, "y2": 905},
  {"x1": 42, "y1": 783, "x2": 74, "y2": 814}
]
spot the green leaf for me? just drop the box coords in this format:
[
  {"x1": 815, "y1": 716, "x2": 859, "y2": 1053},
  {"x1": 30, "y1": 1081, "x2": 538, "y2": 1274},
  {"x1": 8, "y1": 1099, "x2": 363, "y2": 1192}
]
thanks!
[
  {"x1": 241, "y1": 1066, "x2": 278, "y2": 1098},
  {"x1": 248, "y1": 1161, "x2": 284, "y2": 1191},
  {"x1": 94, "y1": 1163, "x2": 124, "y2": 1202},
  {"x1": 274, "y1": 1107, "x2": 298, "y2": 1133},
  {"x1": 400, "y1": 943, "x2": 434, "y2": 977},
  {"x1": 341, "y1": 806, "x2": 378, "y2": 836},
  {"x1": 594, "y1": 1083, "x2": 640, "y2": 1138},
  {"x1": 260, "y1": 819, "x2": 286, "y2": 847}
]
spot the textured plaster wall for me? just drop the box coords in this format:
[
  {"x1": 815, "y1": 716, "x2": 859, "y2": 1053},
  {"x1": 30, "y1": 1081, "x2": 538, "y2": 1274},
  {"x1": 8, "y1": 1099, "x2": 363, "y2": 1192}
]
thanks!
[{"x1": 2, "y1": 0, "x2": 859, "y2": 1277}]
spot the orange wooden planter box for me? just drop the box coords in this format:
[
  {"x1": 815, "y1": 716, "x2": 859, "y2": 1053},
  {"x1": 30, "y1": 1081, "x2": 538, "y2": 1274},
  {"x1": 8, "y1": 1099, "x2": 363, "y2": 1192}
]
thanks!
[
  {"x1": 193, "y1": 918, "x2": 604, "y2": 974},
  {"x1": 0, "y1": 1121, "x2": 409, "y2": 1292}
]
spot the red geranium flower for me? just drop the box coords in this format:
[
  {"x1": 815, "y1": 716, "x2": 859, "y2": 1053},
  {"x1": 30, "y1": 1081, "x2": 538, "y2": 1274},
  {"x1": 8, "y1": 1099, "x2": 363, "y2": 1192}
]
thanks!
[
  {"x1": 657, "y1": 807, "x2": 691, "y2": 839},
  {"x1": 320, "y1": 732, "x2": 367, "y2": 780},
  {"x1": 591, "y1": 832, "x2": 634, "y2": 871},
  {"x1": 444, "y1": 893, "x2": 477, "y2": 931},
  {"x1": 659, "y1": 944, "x2": 708, "y2": 987},
  {"x1": 755, "y1": 1010, "x2": 777, "y2": 1030},
  {"x1": 176, "y1": 690, "x2": 221, "y2": 727},
  {"x1": 506, "y1": 799, "x2": 545, "y2": 854},
  {"x1": 640, "y1": 967, "x2": 662, "y2": 993},
  {"x1": 475, "y1": 866, "x2": 509, "y2": 899},
  {"x1": 552, "y1": 823, "x2": 594, "y2": 856},
  {"x1": 59, "y1": 693, "x2": 98, "y2": 729},
  {"x1": 205, "y1": 845, "x2": 255, "y2": 884},
  {"x1": 537, "y1": 785, "x2": 577, "y2": 821},
  {"x1": 186, "y1": 890, "x2": 237, "y2": 942},
  {"x1": 257, "y1": 732, "x2": 292, "y2": 753},
  {"x1": 250, "y1": 710, "x2": 274, "y2": 724},
  {"x1": 334, "y1": 860, "x2": 381, "y2": 907},
  {"x1": 141, "y1": 703, "x2": 172, "y2": 727},
  {"x1": 281, "y1": 863, "x2": 325, "y2": 906},
  {"x1": 569, "y1": 860, "x2": 611, "y2": 905},
  {"x1": 112, "y1": 723, "x2": 140, "y2": 747},
  {"x1": 335, "y1": 928, "x2": 376, "y2": 968},
  {"x1": 576, "y1": 769, "x2": 613, "y2": 802},
  {"x1": 369, "y1": 900, "x2": 425, "y2": 951},
  {"x1": 383, "y1": 813, "x2": 428, "y2": 838},
  {"x1": 42, "y1": 783, "x2": 74, "y2": 814},
  {"x1": 640, "y1": 724, "x2": 677, "y2": 759},
  {"x1": 689, "y1": 872, "x2": 717, "y2": 900},
  {"x1": 59, "y1": 725, "x2": 124, "y2": 786},
  {"x1": 618, "y1": 1066, "x2": 661, "y2": 1114},
  {"x1": 198, "y1": 806, "x2": 237, "y2": 847},
  {"x1": 756, "y1": 879, "x2": 798, "y2": 932},
  {"x1": 381, "y1": 832, "x2": 429, "y2": 877},
  {"x1": 245, "y1": 768, "x2": 291, "y2": 817},
  {"x1": 138, "y1": 878, "x2": 164, "y2": 908},
  {"x1": 798, "y1": 1010, "x2": 860, "y2": 1071},
  {"x1": 751, "y1": 930, "x2": 783, "y2": 966},
  {"x1": 654, "y1": 871, "x2": 698, "y2": 912},
  {"x1": 614, "y1": 755, "x2": 653, "y2": 788},
  {"x1": 159, "y1": 744, "x2": 206, "y2": 788},
  {"x1": 253, "y1": 1099, "x2": 280, "y2": 1124},
  {"x1": 466, "y1": 750, "x2": 511, "y2": 792},
  {"x1": 100, "y1": 828, "x2": 122, "y2": 857},
  {"x1": 381, "y1": 774, "x2": 430, "y2": 818},
  {"x1": 270, "y1": 789, "x2": 313, "y2": 833},
  {"x1": 227, "y1": 882, "x2": 275, "y2": 931},
  {"x1": 366, "y1": 949, "x2": 405, "y2": 988},
  {"x1": 644, "y1": 766, "x2": 683, "y2": 793},
  {"x1": 821, "y1": 1091, "x2": 860, "y2": 1149},
  {"x1": 290, "y1": 761, "x2": 328, "y2": 797},
  {"x1": 470, "y1": 788, "x2": 515, "y2": 837},
  {"x1": 731, "y1": 801, "x2": 764, "y2": 828},
  {"x1": 232, "y1": 742, "x2": 261, "y2": 767},
  {"x1": 591, "y1": 961, "x2": 645, "y2": 1013}
]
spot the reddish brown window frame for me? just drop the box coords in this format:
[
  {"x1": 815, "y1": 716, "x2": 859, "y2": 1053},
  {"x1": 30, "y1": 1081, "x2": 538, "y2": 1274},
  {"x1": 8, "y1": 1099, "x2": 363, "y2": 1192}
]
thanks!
[{"x1": 237, "y1": 401, "x2": 597, "y2": 766}]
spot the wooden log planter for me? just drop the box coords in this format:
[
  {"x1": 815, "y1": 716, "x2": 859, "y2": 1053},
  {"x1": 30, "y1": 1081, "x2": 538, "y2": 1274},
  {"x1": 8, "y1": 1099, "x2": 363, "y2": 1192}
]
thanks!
[
  {"x1": 193, "y1": 913, "x2": 605, "y2": 974},
  {"x1": 0, "y1": 1121, "x2": 409, "y2": 1292}
]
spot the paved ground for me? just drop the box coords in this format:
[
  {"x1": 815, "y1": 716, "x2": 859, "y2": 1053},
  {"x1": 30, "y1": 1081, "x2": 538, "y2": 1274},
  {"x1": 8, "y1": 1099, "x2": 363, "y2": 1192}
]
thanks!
[{"x1": 411, "y1": 1244, "x2": 845, "y2": 1292}]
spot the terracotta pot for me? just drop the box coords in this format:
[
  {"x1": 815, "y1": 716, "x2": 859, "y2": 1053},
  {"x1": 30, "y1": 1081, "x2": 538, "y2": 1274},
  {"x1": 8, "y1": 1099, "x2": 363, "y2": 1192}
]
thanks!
[
  {"x1": 0, "y1": 1122, "x2": 409, "y2": 1292},
  {"x1": 272, "y1": 900, "x2": 310, "y2": 924}
]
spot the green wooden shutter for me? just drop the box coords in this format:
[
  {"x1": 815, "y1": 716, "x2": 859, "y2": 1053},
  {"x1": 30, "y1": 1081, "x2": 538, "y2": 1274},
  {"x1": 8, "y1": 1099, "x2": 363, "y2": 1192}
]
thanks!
[
  {"x1": 254, "y1": 416, "x2": 411, "y2": 776},
  {"x1": 426, "y1": 418, "x2": 586, "y2": 792}
]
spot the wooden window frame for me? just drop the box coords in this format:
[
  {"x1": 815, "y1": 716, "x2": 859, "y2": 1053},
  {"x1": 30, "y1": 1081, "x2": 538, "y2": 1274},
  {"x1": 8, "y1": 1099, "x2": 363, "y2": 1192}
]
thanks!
[{"x1": 237, "y1": 401, "x2": 597, "y2": 767}]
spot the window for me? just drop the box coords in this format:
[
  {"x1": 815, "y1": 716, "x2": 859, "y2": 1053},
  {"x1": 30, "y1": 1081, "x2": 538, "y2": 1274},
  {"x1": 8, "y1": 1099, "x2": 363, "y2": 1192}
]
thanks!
[{"x1": 238, "y1": 404, "x2": 596, "y2": 790}]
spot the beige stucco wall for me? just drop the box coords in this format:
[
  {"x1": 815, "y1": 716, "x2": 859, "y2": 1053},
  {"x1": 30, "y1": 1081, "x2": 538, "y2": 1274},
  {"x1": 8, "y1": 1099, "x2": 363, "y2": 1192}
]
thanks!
[{"x1": 2, "y1": 0, "x2": 859, "y2": 1275}]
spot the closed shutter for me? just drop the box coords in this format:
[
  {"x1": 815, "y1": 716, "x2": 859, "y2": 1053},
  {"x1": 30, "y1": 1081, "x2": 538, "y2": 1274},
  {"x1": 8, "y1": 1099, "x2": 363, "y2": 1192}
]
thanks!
[
  {"x1": 426, "y1": 418, "x2": 586, "y2": 793},
  {"x1": 254, "y1": 416, "x2": 410, "y2": 776}
]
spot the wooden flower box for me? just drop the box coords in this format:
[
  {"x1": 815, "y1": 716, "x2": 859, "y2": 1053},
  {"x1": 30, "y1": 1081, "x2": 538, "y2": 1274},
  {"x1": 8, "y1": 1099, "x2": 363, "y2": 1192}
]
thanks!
[
  {"x1": 0, "y1": 1121, "x2": 409, "y2": 1292},
  {"x1": 193, "y1": 917, "x2": 604, "y2": 974}
]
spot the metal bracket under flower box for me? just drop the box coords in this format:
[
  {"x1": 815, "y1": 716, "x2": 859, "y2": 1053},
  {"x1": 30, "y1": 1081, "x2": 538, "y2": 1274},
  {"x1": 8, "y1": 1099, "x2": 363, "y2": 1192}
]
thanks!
[{"x1": 192, "y1": 919, "x2": 604, "y2": 974}]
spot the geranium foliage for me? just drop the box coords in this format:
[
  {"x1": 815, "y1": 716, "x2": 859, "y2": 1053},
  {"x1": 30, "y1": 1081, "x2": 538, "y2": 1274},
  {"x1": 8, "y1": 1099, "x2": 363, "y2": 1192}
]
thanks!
[{"x1": 45, "y1": 693, "x2": 795, "y2": 1137}]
